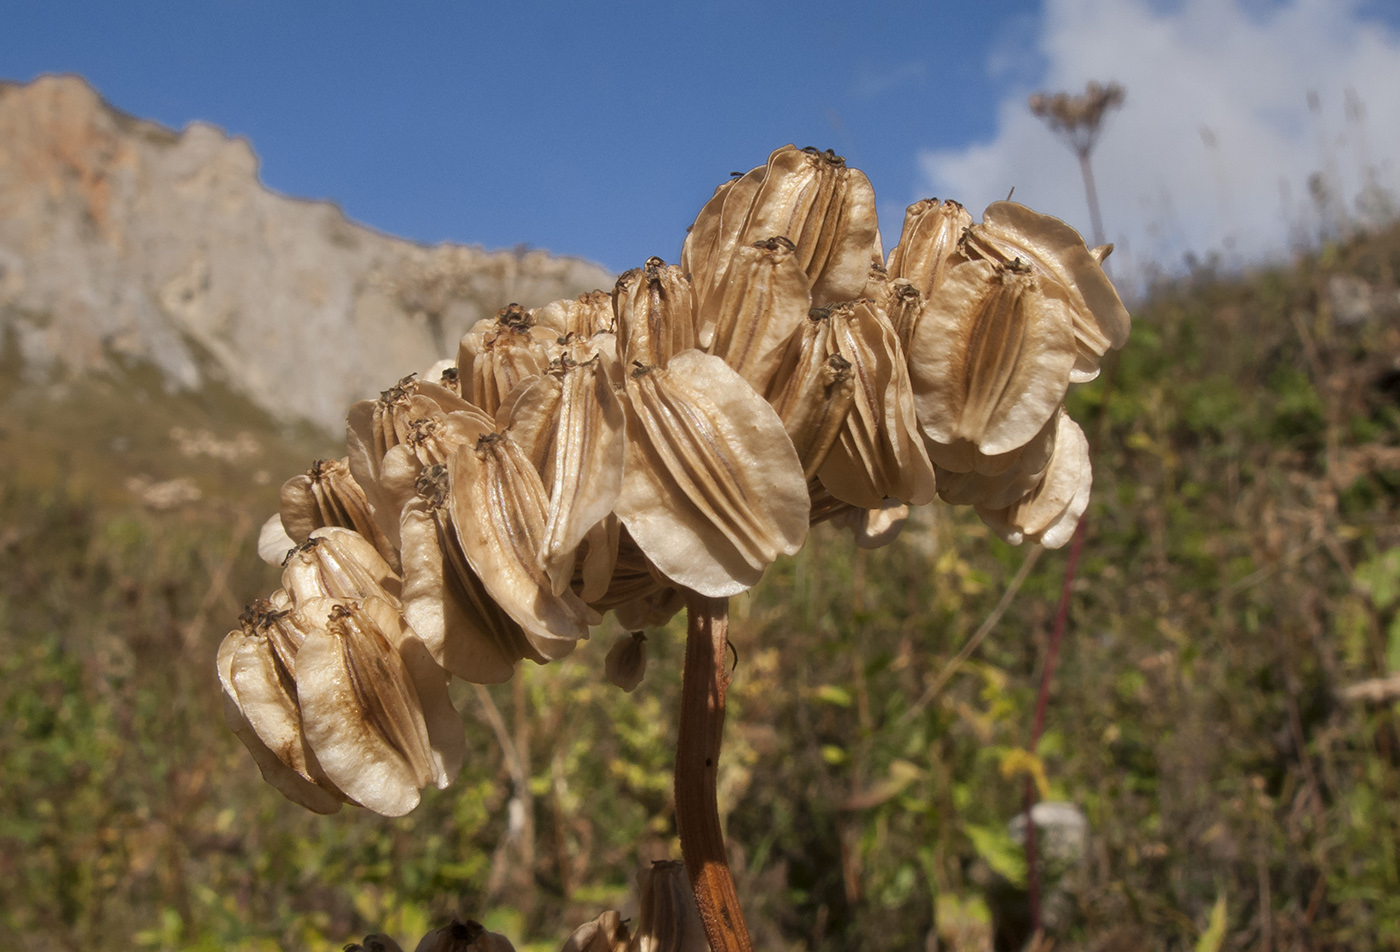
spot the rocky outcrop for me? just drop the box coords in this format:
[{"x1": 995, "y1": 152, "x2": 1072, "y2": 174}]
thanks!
[{"x1": 0, "y1": 75, "x2": 613, "y2": 431}]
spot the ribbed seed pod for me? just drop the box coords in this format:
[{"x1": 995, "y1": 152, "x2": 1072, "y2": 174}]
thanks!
[
  {"x1": 399, "y1": 464, "x2": 538, "y2": 684},
  {"x1": 696, "y1": 235, "x2": 813, "y2": 390},
  {"x1": 631, "y1": 861, "x2": 709, "y2": 952},
  {"x1": 816, "y1": 301, "x2": 936, "y2": 509},
  {"x1": 604, "y1": 631, "x2": 647, "y2": 692},
  {"x1": 294, "y1": 595, "x2": 464, "y2": 817},
  {"x1": 414, "y1": 920, "x2": 516, "y2": 952},
  {"x1": 910, "y1": 258, "x2": 1076, "y2": 459},
  {"x1": 217, "y1": 602, "x2": 345, "y2": 814},
  {"x1": 614, "y1": 257, "x2": 697, "y2": 370},
  {"x1": 616, "y1": 350, "x2": 809, "y2": 598},
  {"x1": 278, "y1": 457, "x2": 398, "y2": 568},
  {"x1": 765, "y1": 313, "x2": 857, "y2": 480},
  {"x1": 960, "y1": 201, "x2": 1130, "y2": 382},
  {"x1": 738, "y1": 145, "x2": 879, "y2": 307},
  {"x1": 887, "y1": 198, "x2": 972, "y2": 301},
  {"x1": 976, "y1": 412, "x2": 1091, "y2": 548},
  {"x1": 559, "y1": 910, "x2": 631, "y2": 952},
  {"x1": 449, "y1": 432, "x2": 599, "y2": 659},
  {"x1": 457, "y1": 304, "x2": 557, "y2": 416},
  {"x1": 681, "y1": 166, "x2": 767, "y2": 301}
]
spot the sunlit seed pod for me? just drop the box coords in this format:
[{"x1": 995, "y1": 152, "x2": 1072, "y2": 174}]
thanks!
[
  {"x1": 933, "y1": 409, "x2": 1059, "y2": 509},
  {"x1": 457, "y1": 305, "x2": 556, "y2": 416},
  {"x1": 861, "y1": 259, "x2": 891, "y2": 305},
  {"x1": 535, "y1": 289, "x2": 616, "y2": 338},
  {"x1": 216, "y1": 606, "x2": 346, "y2": 814},
  {"x1": 345, "y1": 376, "x2": 491, "y2": 550},
  {"x1": 294, "y1": 596, "x2": 458, "y2": 817},
  {"x1": 614, "y1": 257, "x2": 697, "y2": 370},
  {"x1": 960, "y1": 201, "x2": 1130, "y2": 382},
  {"x1": 885, "y1": 280, "x2": 923, "y2": 354},
  {"x1": 975, "y1": 412, "x2": 1091, "y2": 547},
  {"x1": 615, "y1": 351, "x2": 809, "y2": 598},
  {"x1": 696, "y1": 235, "x2": 813, "y2": 391},
  {"x1": 816, "y1": 300, "x2": 936, "y2": 509},
  {"x1": 631, "y1": 861, "x2": 709, "y2": 952},
  {"x1": 399, "y1": 465, "x2": 535, "y2": 684},
  {"x1": 909, "y1": 258, "x2": 1076, "y2": 458},
  {"x1": 604, "y1": 631, "x2": 647, "y2": 692},
  {"x1": 532, "y1": 353, "x2": 626, "y2": 596},
  {"x1": 560, "y1": 910, "x2": 631, "y2": 952},
  {"x1": 765, "y1": 313, "x2": 856, "y2": 480},
  {"x1": 739, "y1": 145, "x2": 880, "y2": 307},
  {"x1": 279, "y1": 457, "x2": 398, "y2": 569},
  {"x1": 886, "y1": 198, "x2": 972, "y2": 301},
  {"x1": 681, "y1": 165, "x2": 767, "y2": 302},
  {"x1": 449, "y1": 432, "x2": 598, "y2": 659},
  {"x1": 413, "y1": 919, "x2": 516, "y2": 952},
  {"x1": 282, "y1": 527, "x2": 402, "y2": 606}
]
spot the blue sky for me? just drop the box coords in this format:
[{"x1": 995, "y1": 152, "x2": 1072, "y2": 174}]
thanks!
[{"x1": 7, "y1": 1, "x2": 1400, "y2": 287}]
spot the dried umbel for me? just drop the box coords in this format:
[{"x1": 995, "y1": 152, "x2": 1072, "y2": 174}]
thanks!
[{"x1": 219, "y1": 141, "x2": 1127, "y2": 952}]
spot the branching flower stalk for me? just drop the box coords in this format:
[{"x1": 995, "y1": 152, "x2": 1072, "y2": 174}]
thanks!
[{"x1": 219, "y1": 144, "x2": 1130, "y2": 948}]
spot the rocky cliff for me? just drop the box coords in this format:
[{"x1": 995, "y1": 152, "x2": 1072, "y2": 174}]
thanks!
[{"x1": 0, "y1": 75, "x2": 613, "y2": 432}]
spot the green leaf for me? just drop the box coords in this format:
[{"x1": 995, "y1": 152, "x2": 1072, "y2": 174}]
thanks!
[
  {"x1": 965, "y1": 823, "x2": 1027, "y2": 887},
  {"x1": 1195, "y1": 892, "x2": 1228, "y2": 952}
]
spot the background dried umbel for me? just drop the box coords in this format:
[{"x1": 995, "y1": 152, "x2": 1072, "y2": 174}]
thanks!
[{"x1": 213, "y1": 144, "x2": 1127, "y2": 951}]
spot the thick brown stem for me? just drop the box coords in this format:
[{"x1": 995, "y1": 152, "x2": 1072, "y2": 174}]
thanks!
[{"x1": 676, "y1": 592, "x2": 754, "y2": 952}]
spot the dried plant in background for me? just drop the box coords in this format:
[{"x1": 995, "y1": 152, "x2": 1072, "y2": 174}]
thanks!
[
  {"x1": 1029, "y1": 80, "x2": 1125, "y2": 248},
  {"x1": 218, "y1": 144, "x2": 1128, "y2": 949}
]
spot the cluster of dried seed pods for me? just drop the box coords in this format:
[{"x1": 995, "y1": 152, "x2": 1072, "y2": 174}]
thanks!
[{"x1": 220, "y1": 144, "x2": 1128, "y2": 821}]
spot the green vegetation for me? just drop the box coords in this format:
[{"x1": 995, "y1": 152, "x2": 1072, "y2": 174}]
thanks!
[{"x1": 3, "y1": 226, "x2": 1400, "y2": 950}]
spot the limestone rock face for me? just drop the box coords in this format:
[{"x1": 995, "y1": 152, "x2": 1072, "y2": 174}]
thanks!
[{"x1": 0, "y1": 75, "x2": 613, "y2": 432}]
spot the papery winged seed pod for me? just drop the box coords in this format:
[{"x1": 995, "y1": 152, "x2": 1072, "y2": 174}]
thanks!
[
  {"x1": 696, "y1": 235, "x2": 812, "y2": 391},
  {"x1": 399, "y1": 464, "x2": 534, "y2": 684},
  {"x1": 616, "y1": 348, "x2": 809, "y2": 598},
  {"x1": 457, "y1": 304, "x2": 557, "y2": 415},
  {"x1": 976, "y1": 410, "x2": 1092, "y2": 549},
  {"x1": 737, "y1": 146, "x2": 879, "y2": 307},
  {"x1": 910, "y1": 257, "x2": 1076, "y2": 463},
  {"x1": 450, "y1": 430, "x2": 599, "y2": 657},
  {"x1": 614, "y1": 257, "x2": 697, "y2": 369},
  {"x1": 813, "y1": 300, "x2": 936, "y2": 510},
  {"x1": 293, "y1": 595, "x2": 464, "y2": 817},
  {"x1": 276, "y1": 457, "x2": 398, "y2": 568},
  {"x1": 887, "y1": 198, "x2": 972, "y2": 303},
  {"x1": 960, "y1": 201, "x2": 1130, "y2": 382}
]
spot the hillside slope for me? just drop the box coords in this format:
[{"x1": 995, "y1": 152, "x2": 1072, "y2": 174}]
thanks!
[{"x1": 0, "y1": 75, "x2": 612, "y2": 433}]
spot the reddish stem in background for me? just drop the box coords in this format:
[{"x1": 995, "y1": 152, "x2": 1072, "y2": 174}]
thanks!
[
  {"x1": 1025, "y1": 516, "x2": 1088, "y2": 934},
  {"x1": 676, "y1": 592, "x2": 754, "y2": 952}
]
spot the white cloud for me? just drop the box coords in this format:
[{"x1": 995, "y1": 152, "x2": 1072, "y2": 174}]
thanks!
[{"x1": 919, "y1": 0, "x2": 1400, "y2": 293}]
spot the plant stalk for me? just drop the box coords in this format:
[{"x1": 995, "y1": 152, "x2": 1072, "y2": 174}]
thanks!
[{"x1": 676, "y1": 592, "x2": 754, "y2": 952}]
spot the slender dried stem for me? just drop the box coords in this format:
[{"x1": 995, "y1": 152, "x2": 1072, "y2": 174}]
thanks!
[{"x1": 676, "y1": 592, "x2": 754, "y2": 952}]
